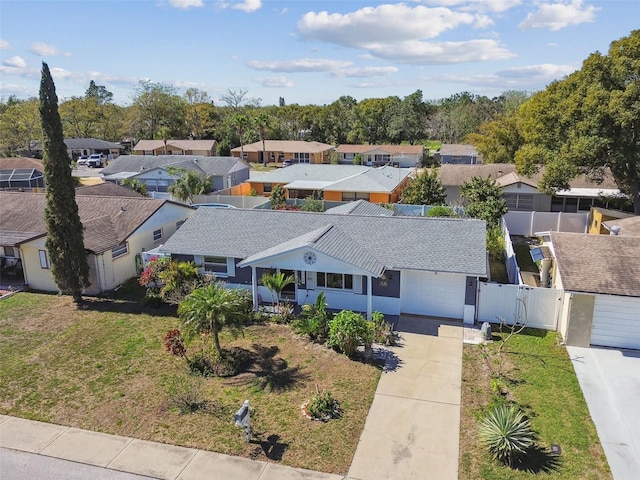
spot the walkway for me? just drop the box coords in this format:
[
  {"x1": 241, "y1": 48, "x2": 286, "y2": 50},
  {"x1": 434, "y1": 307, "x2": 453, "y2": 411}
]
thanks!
[{"x1": 347, "y1": 316, "x2": 463, "y2": 480}]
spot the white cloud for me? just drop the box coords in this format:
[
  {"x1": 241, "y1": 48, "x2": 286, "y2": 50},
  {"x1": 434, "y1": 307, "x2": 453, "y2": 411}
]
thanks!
[
  {"x1": 496, "y1": 63, "x2": 576, "y2": 80},
  {"x1": 0, "y1": 39, "x2": 10, "y2": 50},
  {"x1": 417, "y1": 0, "x2": 521, "y2": 13},
  {"x1": 0, "y1": 83, "x2": 35, "y2": 98},
  {"x1": 332, "y1": 66, "x2": 398, "y2": 78},
  {"x1": 218, "y1": 0, "x2": 262, "y2": 12},
  {"x1": 247, "y1": 58, "x2": 352, "y2": 73},
  {"x1": 367, "y1": 38, "x2": 515, "y2": 64},
  {"x1": 0, "y1": 65, "x2": 38, "y2": 78},
  {"x1": 50, "y1": 67, "x2": 73, "y2": 79},
  {"x1": 3, "y1": 56, "x2": 26, "y2": 68},
  {"x1": 298, "y1": 4, "x2": 478, "y2": 47},
  {"x1": 253, "y1": 76, "x2": 294, "y2": 88},
  {"x1": 519, "y1": 0, "x2": 597, "y2": 31},
  {"x1": 169, "y1": 0, "x2": 204, "y2": 8},
  {"x1": 30, "y1": 42, "x2": 68, "y2": 57}
]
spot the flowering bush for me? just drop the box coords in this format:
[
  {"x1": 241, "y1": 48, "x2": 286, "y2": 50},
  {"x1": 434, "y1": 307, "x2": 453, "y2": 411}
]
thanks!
[{"x1": 164, "y1": 329, "x2": 187, "y2": 357}]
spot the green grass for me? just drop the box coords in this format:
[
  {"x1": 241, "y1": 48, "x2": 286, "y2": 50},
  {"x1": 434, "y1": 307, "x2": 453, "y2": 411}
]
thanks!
[
  {"x1": 0, "y1": 292, "x2": 381, "y2": 474},
  {"x1": 513, "y1": 243, "x2": 539, "y2": 273},
  {"x1": 459, "y1": 328, "x2": 611, "y2": 479}
]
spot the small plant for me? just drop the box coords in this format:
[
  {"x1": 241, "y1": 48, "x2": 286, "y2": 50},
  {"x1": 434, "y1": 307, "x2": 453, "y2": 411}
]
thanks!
[
  {"x1": 162, "y1": 373, "x2": 207, "y2": 414},
  {"x1": 328, "y1": 310, "x2": 372, "y2": 358},
  {"x1": 479, "y1": 404, "x2": 534, "y2": 466},
  {"x1": 164, "y1": 329, "x2": 187, "y2": 358},
  {"x1": 295, "y1": 292, "x2": 330, "y2": 340},
  {"x1": 305, "y1": 385, "x2": 341, "y2": 422}
]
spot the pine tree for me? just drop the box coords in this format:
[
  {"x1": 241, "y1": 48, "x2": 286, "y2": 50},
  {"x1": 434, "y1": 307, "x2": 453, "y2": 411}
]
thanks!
[{"x1": 39, "y1": 62, "x2": 90, "y2": 302}]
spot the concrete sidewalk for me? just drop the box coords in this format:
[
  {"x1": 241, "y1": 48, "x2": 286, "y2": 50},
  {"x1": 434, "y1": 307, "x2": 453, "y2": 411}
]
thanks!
[
  {"x1": 347, "y1": 316, "x2": 463, "y2": 480},
  {"x1": 0, "y1": 415, "x2": 342, "y2": 480}
]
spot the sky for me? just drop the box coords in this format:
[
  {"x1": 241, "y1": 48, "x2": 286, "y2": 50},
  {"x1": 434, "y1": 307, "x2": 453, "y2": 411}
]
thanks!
[{"x1": 0, "y1": 0, "x2": 637, "y2": 106}]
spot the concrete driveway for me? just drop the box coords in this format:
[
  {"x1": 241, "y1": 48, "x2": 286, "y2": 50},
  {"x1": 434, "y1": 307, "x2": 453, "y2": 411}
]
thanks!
[{"x1": 567, "y1": 346, "x2": 640, "y2": 480}]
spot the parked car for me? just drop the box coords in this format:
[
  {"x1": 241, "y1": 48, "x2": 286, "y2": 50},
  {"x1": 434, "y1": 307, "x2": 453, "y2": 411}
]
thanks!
[
  {"x1": 282, "y1": 159, "x2": 293, "y2": 167},
  {"x1": 87, "y1": 153, "x2": 107, "y2": 168},
  {"x1": 76, "y1": 156, "x2": 89, "y2": 166}
]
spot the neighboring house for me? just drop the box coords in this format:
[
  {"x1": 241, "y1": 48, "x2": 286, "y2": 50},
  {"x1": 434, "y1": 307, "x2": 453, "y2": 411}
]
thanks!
[
  {"x1": 245, "y1": 164, "x2": 412, "y2": 204},
  {"x1": 0, "y1": 191, "x2": 195, "y2": 295},
  {"x1": 159, "y1": 207, "x2": 487, "y2": 322},
  {"x1": 435, "y1": 144, "x2": 482, "y2": 164},
  {"x1": 324, "y1": 199, "x2": 395, "y2": 216},
  {"x1": 231, "y1": 140, "x2": 334, "y2": 165},
  {"x1": 440, "y1": 164, "x2": 625, "y2": 212},
  {"x1": 0, "y1": 157, "x2": 45, "y2": 191},
  {"x1": 101, "y1": 155, "x2": 250, "y2": 197},
  {"x1": 551, "y1": 232, "x2": 640, "y2": 350},
  {"x1": 40, "y1": 138, "x2": 124, "y2": 160},
  {"x1": 132, "y1": 139, "x2": 217, "y2": 157},
  {"x1": 335, "y1": 144, "x2": 423, "y2": 168},
  {"x1": 75, "y1": 182, "x2": 146, "y2": 198},
  {"x1": 588, "y1": 206, "x2": 636, "y2": 234}
]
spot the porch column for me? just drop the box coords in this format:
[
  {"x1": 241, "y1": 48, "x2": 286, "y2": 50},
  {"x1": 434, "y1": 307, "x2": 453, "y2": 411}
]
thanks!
[
  {"x1": 251, "y1": 266, "x2": 258, "y2": 311},
  {"x1": 366, "y1": 275, "x2": 372, "y2": 320}
]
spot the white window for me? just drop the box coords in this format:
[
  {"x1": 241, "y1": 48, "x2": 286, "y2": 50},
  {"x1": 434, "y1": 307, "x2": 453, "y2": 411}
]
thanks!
[
  {"x1": 316, "y1": 272, "x2": 353, "y2": 290},
  {"x1": 3, "y1": 246, "x2": 16, "y2": 257},
  {"x1": 39, "y1": 250, "x2": 49, "y2": 269},
  {"x1": 112, "y1": 243, "x2": 128, "y2": 259},
  {"x1": 153, "y1": 229, "x2": 163, "y2": 242},
  {"x1": 294, "y1": 152, "x2": 310, "y2": 163},
  {"x1": 263, "y1": 183, "x2": 272, "y2": 193},
  {"x1": 204, "y1": 256, "x2": 228, "y2": 275}
]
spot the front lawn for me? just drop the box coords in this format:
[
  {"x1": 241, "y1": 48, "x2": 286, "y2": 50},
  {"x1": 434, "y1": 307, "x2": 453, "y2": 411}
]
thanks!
[
  {"x1": 459, "y1": 328, "x2": 611, "y2": 479},
  {"x1": 0, "y1": 292, "x2": 381, "y2": 474}
]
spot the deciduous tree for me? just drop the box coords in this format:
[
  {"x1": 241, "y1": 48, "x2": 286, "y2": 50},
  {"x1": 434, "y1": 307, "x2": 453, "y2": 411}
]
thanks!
[{"x1": 401, "y1": 167, "x2": 446, "y2": 205}]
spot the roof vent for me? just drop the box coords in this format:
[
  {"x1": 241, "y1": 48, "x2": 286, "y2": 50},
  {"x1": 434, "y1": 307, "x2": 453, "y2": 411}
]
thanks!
[
  {"x1": 610, "y1": 225, "x2": 621, "y2": 235},
  {"x1": 120, "y1": 206, "x2": 126, "y2": 212}
]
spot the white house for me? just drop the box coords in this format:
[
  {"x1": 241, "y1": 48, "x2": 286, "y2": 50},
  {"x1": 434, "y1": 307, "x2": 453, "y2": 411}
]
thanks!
[
  {"x1": 159, "y1": 207, "x2": 487, "y2": 323},
  {"x1": 0, "y1": 191, "x2": 195, "y2": 294}
]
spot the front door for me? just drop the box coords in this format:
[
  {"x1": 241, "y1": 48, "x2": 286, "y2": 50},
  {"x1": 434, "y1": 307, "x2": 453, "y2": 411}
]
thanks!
[{"x1": 280, "y1": 269, "x2": 296, "y2": 301}]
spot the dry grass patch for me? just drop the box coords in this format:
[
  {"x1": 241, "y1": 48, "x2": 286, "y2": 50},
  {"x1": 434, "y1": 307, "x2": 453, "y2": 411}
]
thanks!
[{"x1": 0, "y1": 292, "x2": 381, "y2": 474}]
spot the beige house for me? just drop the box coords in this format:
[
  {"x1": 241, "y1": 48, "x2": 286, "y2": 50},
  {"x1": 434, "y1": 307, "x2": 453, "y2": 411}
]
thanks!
[
  {"x1": 133, "y1": 139, "x2": 217, "y2": 156},
  {"x1": 230, "y1": 140, "x2": 334, "y2": 165},
  {"x1": 0, "y1": 192, "x2": 194, "y2": 294}
]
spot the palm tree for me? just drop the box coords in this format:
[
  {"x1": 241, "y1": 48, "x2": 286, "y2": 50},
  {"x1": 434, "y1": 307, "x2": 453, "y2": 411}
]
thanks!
[
  {"x1": 178, "y1": 283, "x2": 246, "y2": 357},
  {"x1": 233, "y1": 114, "x2": 251, "y2": 161},
  {"x1": 255, "y1": 112, "x2": 271, "y2": 166},
  {"x1": 155, "y1": 125, "x2": 170, "y2": 155},
  {"x1": 167, "y1": 167, "x2": 212, "y2": 204},
  {"x1": 121, "y1": 178, "x2": 147, "y2": 196},
  {"x1": 261, "y1": 271, "x2": 295, "y2": 308}
]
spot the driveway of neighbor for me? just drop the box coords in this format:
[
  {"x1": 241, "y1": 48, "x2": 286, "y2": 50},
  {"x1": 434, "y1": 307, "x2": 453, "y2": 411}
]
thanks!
[
  {"x1": 347, "y1": 316, "x2": 463, "y2": 480},
  {"x1": 567, "y1": 346, "x2": 640, "y2": 480}
]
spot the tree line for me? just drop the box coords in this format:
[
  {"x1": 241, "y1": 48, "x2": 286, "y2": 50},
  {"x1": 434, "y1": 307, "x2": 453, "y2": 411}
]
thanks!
[{"x1": 0, "y1": 83, "x2": 529, "y2": 157}]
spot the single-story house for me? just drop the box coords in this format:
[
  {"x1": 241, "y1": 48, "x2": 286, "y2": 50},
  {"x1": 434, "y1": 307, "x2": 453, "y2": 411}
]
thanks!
[
  {"x1": 440, "y1": 164, "x2": 626, "y2": 213},
  {"x1": 602, "y1": 216, "x2": 640, "y2": 237},
  {"x1": 101, "y1": 155, "x2": 250, "y2": 197},
  {"x1": 231, "y1": 140, "x2": 334, "y2": 165},
  {"x1": 588, "y1": 207, "x2": 637, "y2": 234},
  {"x1": 0, "y1": 157, "x2": 45, "y2": 191},
  {"x1": 0, "y1": 191, "x2": 195, "y2": 294},
  {"x1": 324, "y1": 200, "x2": 395, "y2": 216},
  {"x1": 63, "y1": 138, "x2": 124, "y2": 160},
  {"x1": 245, "y1": 164, "x2": 412, "y2": 204},
  {"x1": 551, "y1": 232, "x2": 640, "y2": 350},
  {"x1": 75, "y1": 182, "x2": 146, "y2": 198},
  {"x1": 159, "y1": 207, "x2": 487, "y2": 322},
  {"x1": 435, "y1": 144, "x2": 482, "y2": 164},
  {"x1": 133, "y1": 139, "x2": 217, "y2": 157},
  {"x1": 335, "y1": 144, "x2": 424, "y2": 168}
]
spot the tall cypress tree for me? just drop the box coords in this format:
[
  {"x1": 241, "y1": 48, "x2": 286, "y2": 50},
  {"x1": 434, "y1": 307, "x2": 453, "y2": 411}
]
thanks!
[{"x1": 39, "y1": 62, "x2": 89, "y2": 302}]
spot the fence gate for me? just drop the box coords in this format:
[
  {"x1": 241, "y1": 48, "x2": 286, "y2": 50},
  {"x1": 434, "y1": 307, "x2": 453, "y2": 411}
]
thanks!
[{"x1": 477, "y1": 282, "x2": 562, "y2": 331}]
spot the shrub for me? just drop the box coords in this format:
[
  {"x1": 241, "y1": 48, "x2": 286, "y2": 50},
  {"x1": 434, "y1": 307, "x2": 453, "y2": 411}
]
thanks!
[
  {"x1": 164, "y1": 329, "x2": 187, "y2": 357},
  {"x1": 328, "y1": 310, "x2": 372, "y2": 357},
  {"x1": 425, "y1": 205, "x2": 459, "y2": 218},
  {"x1": 487, "y1": 226, "x2": 506, "y2": 261},
  {"x1": 162, "y1": 373, "x2": 206, "y2": 413},
  {"x1": 142, "y1": 292, "x2": 163, "y2": 307},
  {"x1": 479, "y1": 404, "x2": 534, "y2": 466},
  {"x1": 294, "y1": 292, "x2": 330, "y2": 340},
  {"x1": 307, "y1": 385, "x2": 341, "y2": 421}
]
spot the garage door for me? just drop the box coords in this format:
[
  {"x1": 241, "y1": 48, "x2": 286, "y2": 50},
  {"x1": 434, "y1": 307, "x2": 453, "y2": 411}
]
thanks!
[
  {"x1": 400, "y1": 270, "x2": 465, "y2": 319},
  {"x1": 591, "y1": 295, "x2": 640, "y2": 350}
]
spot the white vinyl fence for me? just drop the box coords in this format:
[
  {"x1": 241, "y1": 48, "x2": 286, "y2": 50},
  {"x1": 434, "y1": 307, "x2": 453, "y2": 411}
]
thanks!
[
  {"x1": 477, "y1": 282, "x2": 562, "y2": 330},
  {"x1": 504, "y1": 211, "x2": 588, "y2": 235}
]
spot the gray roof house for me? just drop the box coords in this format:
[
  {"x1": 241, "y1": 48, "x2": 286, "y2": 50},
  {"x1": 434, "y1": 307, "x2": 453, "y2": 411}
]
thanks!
[
  {"x1": 101, "y1": 155, "x2": 251, "y2": 198},
  {"x1": 435, "y1": 144, "x2": 482, "y2": 165},
  {"x1": 160, "y1": 207, "x2": 487, "y2": 322}
]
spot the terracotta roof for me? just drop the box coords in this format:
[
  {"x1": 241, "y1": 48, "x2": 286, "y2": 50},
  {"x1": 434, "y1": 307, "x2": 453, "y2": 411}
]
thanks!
[
  {"x1": 75, "y1": 182, "x2": 145, "y2": 197},
  {"x1": 0, "y1": 191, "x2": 190, "y2": 253},
  {"x1": 335, "y1": 144, "x2": 423, "y2": 154},
  {"x1": 231, "y1": 140, "x2": 334, "y2": 154},
  {"x1": 551, "y1": 231, "x2": 640, "y2": 297},
  {"x1": 602, "y1": 216, "x2": 640, "y2": 237},
  {"x1": 0, "y1": 157, "x2": 44, "y2": 170},
  {"x1": 133, "y1": 139, "x2": 217, "y2": 152}
]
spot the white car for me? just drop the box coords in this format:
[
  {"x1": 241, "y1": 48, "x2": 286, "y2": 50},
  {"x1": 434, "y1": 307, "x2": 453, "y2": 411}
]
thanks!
[
  {"x1": 87, "y1": 153, "x2": 107, "y2": 168},
  {"x1": 76, "y1": 155, "x2": 89, "y2": 166}
]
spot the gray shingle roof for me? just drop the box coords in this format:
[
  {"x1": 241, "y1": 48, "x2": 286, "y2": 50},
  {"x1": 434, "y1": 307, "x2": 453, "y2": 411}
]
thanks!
[
  {"x1": 64, "y1": 138, "x2": 123, "y2": 150},
  {"x1": 602, "y1": 216, "x2": 640, "y2": 237},
  {"x1": 551, "y1": 231, "x2": 640, "y2": 297},
  {"x1": 324, "y1": 200, "x2": 394, "y2": 216},
  {"x1": 160, "y1": 207, "x2": 487, "y2": 276},
  {"x1": 101, "y1": 155, "x2": 247, "y2": 178}
]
